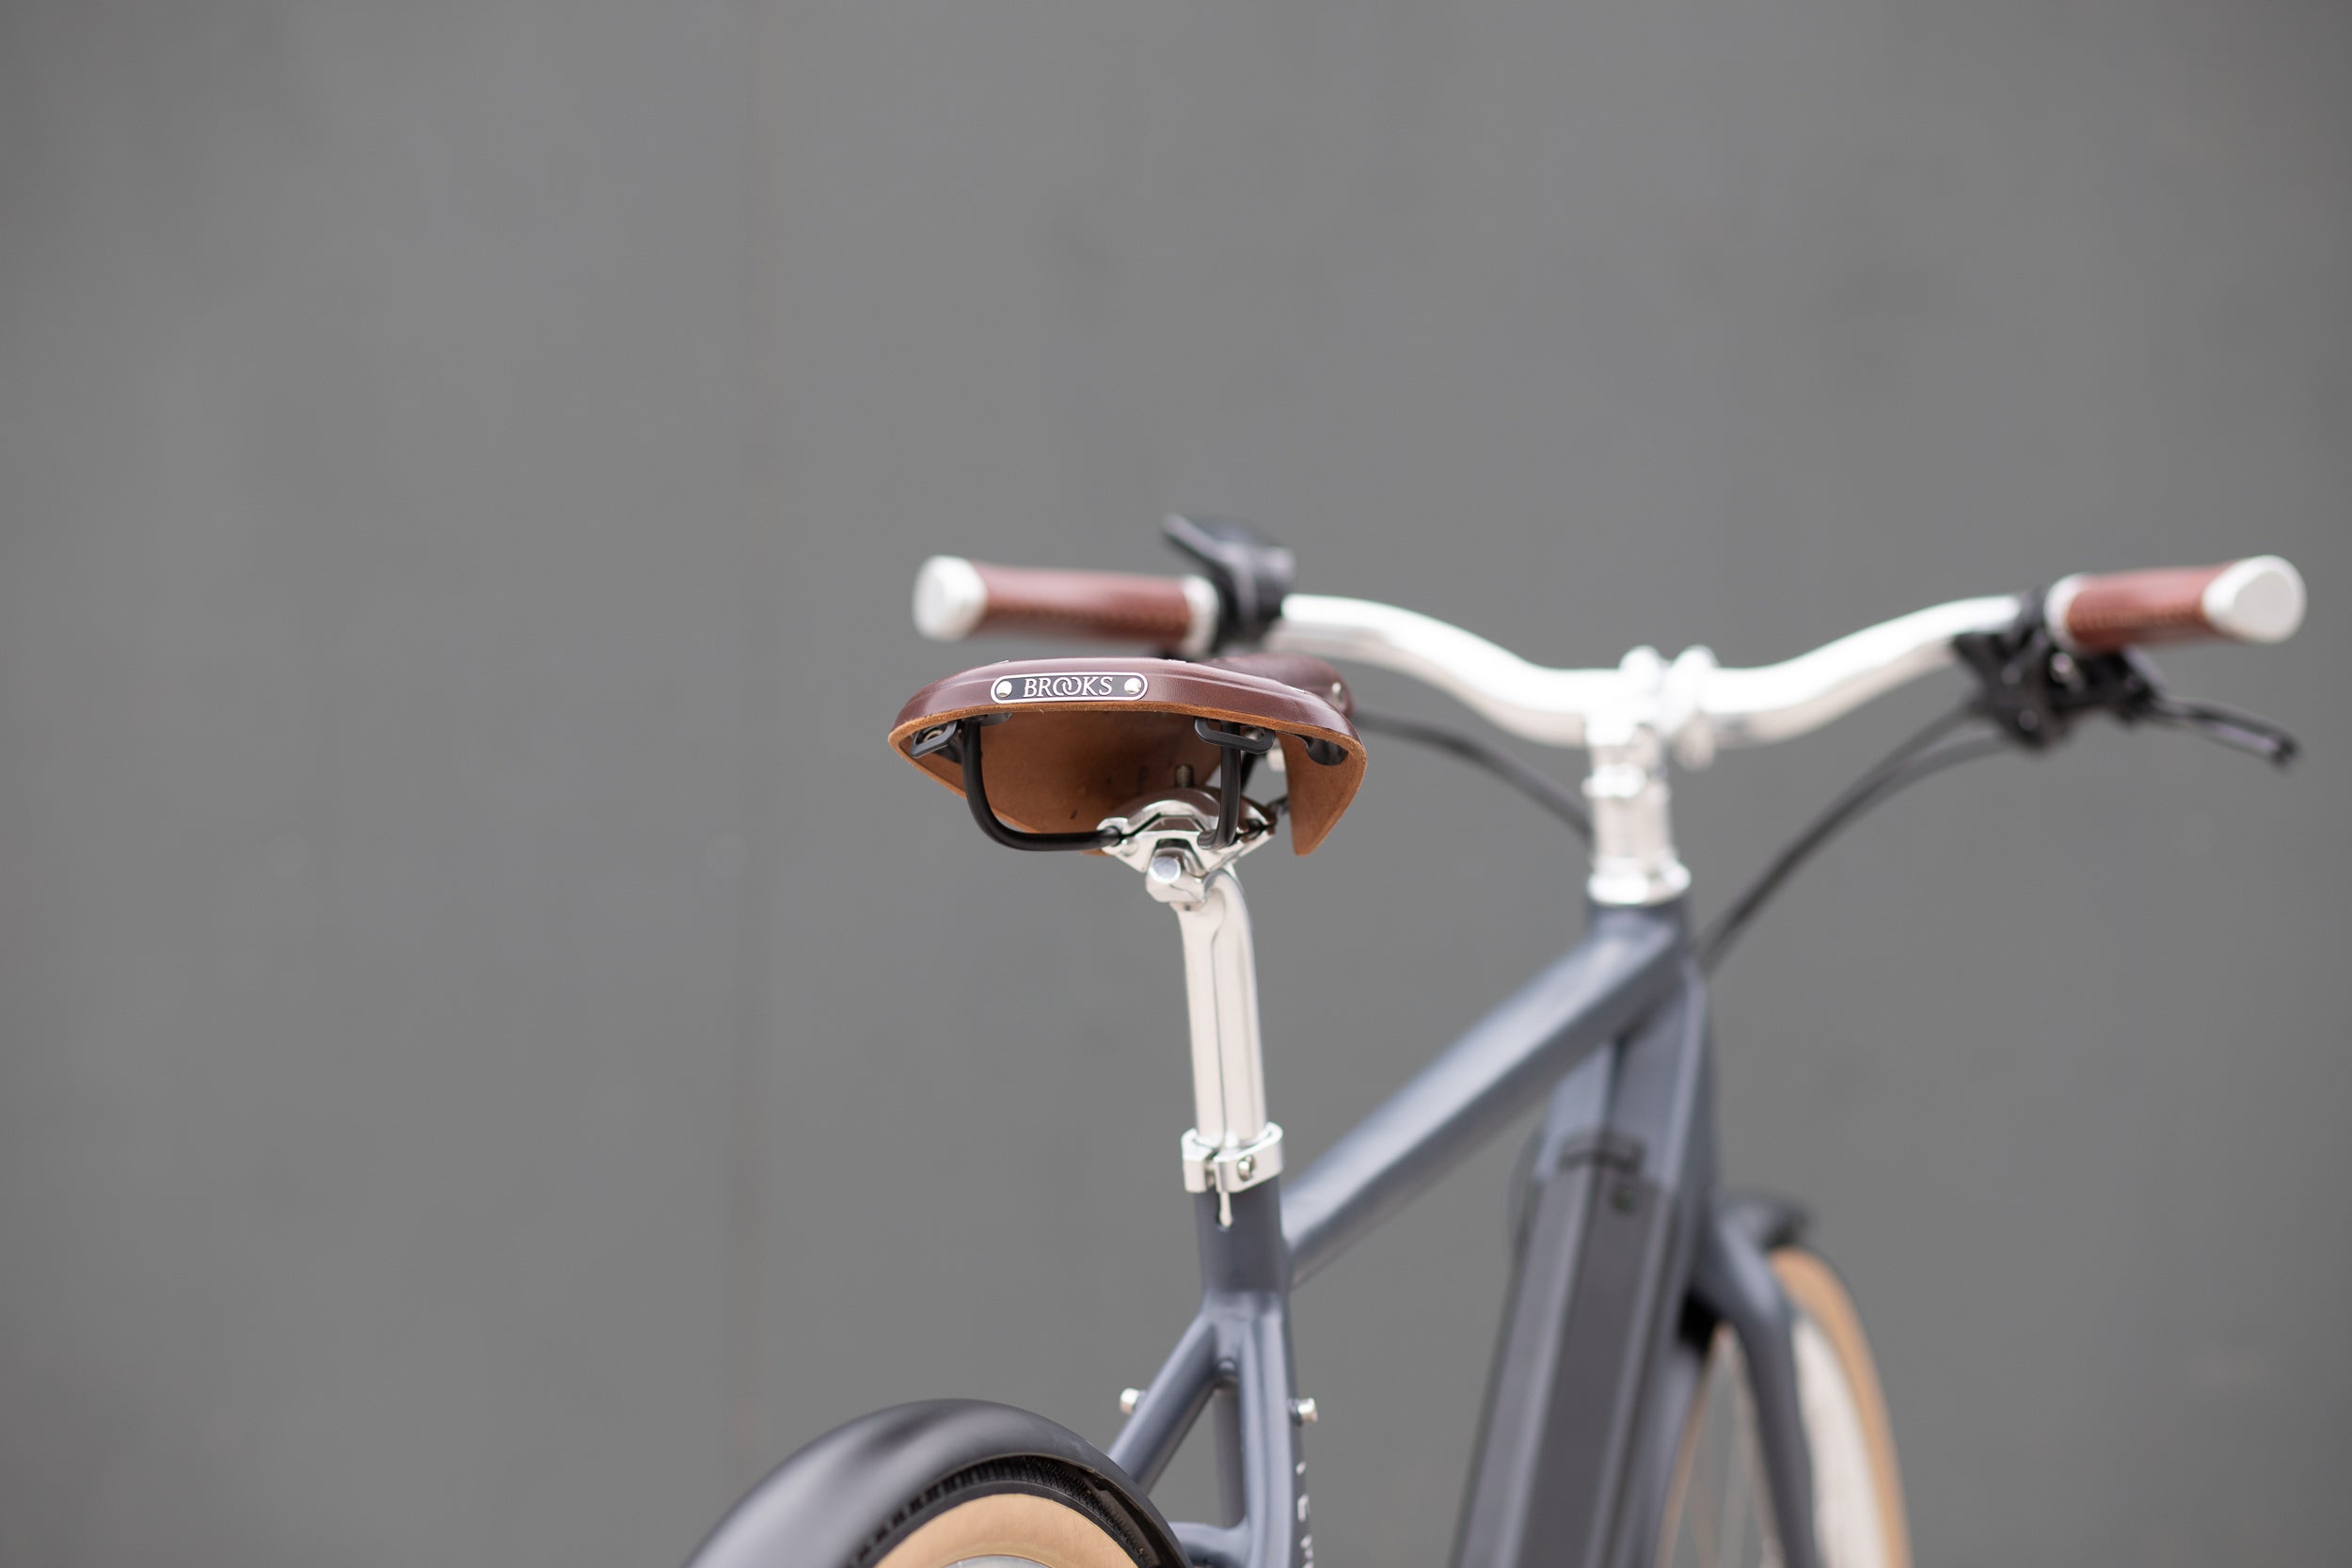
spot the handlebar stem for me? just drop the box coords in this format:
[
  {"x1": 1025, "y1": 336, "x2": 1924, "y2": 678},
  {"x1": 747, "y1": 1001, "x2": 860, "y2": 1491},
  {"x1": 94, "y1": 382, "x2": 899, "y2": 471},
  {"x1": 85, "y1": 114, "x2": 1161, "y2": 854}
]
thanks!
[
  {"x1": 1586, "y1": 718, "x2": 1693, "y2": 907},
  {"x1": 1565, "y1": 646, "x2": 1691, "y2": 906}
]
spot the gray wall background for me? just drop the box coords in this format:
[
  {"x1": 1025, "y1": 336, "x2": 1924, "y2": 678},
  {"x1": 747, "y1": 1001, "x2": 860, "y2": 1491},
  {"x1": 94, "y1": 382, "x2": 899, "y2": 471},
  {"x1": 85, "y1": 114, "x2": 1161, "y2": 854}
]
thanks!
[{"x1": 3, "y1": 4, "x2": 2346, "y2": 1564}]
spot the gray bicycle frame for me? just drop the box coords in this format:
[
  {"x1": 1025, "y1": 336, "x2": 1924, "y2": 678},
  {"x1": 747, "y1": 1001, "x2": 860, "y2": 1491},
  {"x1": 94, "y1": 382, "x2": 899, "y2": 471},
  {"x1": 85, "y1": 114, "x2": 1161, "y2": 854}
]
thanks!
[{"x1": 1104, "y1": 899, "x2": 1826, "y2": 1568}]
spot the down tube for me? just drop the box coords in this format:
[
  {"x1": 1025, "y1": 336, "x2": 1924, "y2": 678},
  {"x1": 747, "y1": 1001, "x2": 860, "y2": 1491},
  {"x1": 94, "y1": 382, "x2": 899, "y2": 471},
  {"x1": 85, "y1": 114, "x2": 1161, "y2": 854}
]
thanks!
[{"x1": 1453, "y1": 959, "x2": 1718, "y2": 1568}]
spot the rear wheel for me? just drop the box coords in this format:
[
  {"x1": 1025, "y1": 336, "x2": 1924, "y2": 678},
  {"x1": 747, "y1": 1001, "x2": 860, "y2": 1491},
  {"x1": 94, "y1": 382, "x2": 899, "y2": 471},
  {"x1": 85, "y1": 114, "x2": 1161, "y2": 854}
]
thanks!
[
  {"x1": 867, "y1": 1459, "x2": 1152, "y2": 1568},
  {"x1": 1655, "y1": 1248, "x2": 1911, "y2": 1568}
]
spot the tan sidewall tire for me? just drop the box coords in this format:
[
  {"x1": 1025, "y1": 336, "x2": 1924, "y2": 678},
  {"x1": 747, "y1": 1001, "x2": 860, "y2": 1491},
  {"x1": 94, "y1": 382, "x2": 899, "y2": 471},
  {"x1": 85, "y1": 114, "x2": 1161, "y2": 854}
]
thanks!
[
  {"x1": 1771, "y1": 1248, "x2": 1913, "y2": 1568},
  {"x1": 871, "y1": 1490, "x2": 1145, "y2": 1568}
]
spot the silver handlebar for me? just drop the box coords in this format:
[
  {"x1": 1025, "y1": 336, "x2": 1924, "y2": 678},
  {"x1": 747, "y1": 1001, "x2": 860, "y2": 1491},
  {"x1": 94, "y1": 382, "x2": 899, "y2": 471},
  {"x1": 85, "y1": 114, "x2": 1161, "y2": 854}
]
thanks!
[
  {"x1": 1261, "y1": 588, "x2": 2030, "y2": 903},
  {"x1": 1264, "y1": 591, "x2": 2025, "y2": 765}
]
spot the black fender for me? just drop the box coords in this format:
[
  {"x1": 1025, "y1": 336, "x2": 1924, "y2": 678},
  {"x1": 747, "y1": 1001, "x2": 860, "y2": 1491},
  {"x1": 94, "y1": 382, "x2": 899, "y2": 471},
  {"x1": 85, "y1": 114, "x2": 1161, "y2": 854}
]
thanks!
[{"x1": 684, "y1": 1398, "x2": 1188, "y2": 1568}]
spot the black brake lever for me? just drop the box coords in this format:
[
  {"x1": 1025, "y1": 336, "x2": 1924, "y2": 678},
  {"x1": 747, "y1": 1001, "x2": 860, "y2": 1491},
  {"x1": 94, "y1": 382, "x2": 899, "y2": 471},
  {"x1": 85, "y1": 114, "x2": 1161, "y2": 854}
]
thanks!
[
  {"x1": 1162, "y1": 515, "x2": 1296, "y2": 651},
  {"x1": 1953, "y1": 599, "x2": 2300, "y2": 767},
  {"x1": 2136, "y1": 694, "x2": 2300, "y2": 767}
]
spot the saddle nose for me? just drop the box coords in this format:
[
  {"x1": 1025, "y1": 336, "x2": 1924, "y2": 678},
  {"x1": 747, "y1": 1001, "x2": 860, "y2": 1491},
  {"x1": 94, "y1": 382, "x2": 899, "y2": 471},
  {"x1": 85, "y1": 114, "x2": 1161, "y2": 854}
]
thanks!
[{"x1": 888, "y1": 655, "x2": 1366, "y2": 854}]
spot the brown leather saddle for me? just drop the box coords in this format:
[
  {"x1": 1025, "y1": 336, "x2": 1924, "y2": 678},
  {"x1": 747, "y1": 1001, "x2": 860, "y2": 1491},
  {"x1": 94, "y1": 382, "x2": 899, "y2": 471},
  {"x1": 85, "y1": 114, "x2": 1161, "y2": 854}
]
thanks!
[{"x1": 888, "y1": 654, "x2": 1367, "y2": 853}]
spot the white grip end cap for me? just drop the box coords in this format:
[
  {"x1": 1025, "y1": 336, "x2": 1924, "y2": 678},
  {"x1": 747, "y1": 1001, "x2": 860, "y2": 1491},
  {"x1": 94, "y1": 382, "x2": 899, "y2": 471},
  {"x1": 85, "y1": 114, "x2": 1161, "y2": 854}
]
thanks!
[
  {"x1": 2205, "y1": 555, "x2": 2305, "y2": 644},
  {"x1": 913, "y1": 555, "x2": 988, "y2": 641}
]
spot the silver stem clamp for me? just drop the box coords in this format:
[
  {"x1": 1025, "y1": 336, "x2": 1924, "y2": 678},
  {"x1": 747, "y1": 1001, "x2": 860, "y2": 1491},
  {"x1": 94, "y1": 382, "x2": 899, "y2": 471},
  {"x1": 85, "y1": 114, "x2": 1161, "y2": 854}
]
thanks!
[{"x1": 1581, "y1": 646, "x2": 1701, "y2": 908}]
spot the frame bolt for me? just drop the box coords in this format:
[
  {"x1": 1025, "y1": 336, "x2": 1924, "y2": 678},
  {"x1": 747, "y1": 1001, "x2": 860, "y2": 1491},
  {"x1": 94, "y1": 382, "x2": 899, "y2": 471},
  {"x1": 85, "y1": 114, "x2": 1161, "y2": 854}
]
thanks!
[
  {"x1": 1119, "y1": 1387, "x2": 1144, "y2": 1416},
  {"x1": 1289, "y1": 1397, "x2": 1319, "y2": 1426},
  {"x1": 1236, "y1": 1154, "x2": 1255, "y2": 1179}
]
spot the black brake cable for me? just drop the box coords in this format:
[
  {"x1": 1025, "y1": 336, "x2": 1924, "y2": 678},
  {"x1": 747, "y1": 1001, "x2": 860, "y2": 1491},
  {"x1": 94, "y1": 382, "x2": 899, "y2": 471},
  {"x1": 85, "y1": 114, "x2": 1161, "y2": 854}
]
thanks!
[
  {"x1": 1351, "y1": 706, "x2": 1594, "y2": 841},
  {"x1": 1695, "y1": 705, "x2": 2007, "y2": 974},
  {"x1": 1359, "y1": 632, "x2": 2288, "y2": 974}
]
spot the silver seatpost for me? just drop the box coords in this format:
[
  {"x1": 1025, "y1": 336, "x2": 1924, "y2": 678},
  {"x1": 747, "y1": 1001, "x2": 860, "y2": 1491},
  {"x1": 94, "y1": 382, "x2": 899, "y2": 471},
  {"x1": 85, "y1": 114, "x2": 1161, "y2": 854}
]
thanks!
[{"x1": 1101, "y1": 790, "x2": 1284, "y2": 1226}]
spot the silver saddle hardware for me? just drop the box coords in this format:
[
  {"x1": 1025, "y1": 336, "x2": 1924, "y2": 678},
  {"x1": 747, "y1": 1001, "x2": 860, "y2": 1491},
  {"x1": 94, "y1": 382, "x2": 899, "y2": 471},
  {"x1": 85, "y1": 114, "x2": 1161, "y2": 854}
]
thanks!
[{"x1": 891, "y1": 651, "x2": 1360, "y2": 1225}]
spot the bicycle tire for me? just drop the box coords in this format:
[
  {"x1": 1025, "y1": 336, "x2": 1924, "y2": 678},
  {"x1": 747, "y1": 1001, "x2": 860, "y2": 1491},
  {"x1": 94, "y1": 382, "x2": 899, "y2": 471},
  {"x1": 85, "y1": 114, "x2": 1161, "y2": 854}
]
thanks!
[
  {"x1": 867, "y1": 1459, "x2": 1151, "y2": 1568},
  {"x1": 1654, "y1": 1248, "x2": 1912, "y2": 1568},
  {"x1": 686, "y1": 1400, "x2": 1184, "y2": 1568}
]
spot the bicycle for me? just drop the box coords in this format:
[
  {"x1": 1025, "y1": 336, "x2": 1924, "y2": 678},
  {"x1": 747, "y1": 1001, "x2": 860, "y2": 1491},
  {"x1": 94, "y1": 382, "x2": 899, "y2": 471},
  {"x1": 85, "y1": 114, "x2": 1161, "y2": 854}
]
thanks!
[{"x1": 687, "y1": 517, "x2": 2305, "y2": 1568}]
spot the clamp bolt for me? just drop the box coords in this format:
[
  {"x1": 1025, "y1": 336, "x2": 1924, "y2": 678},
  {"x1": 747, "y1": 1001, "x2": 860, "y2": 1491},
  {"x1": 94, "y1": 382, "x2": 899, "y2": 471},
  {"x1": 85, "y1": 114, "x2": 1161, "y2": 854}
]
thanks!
[
  {"x1": 1290, "y1": 1397, "x2": 1319, "y2": 1426},
  {"x1": 1119, "y1": 1386, "x2": 1144, "y2": 1415}
]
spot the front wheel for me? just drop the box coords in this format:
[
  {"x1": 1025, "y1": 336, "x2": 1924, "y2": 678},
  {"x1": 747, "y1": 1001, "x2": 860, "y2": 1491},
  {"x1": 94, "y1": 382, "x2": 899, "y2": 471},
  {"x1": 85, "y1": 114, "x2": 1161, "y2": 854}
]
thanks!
[
  {"x1": 1655, "y1": 1249, "x2": 1912, "y2": 1568},
  {"x1": 685, "y1": 1400, "x2": 1185, "y2": 1568},
  {"x1": 867, "y1": 1460, "x2": 1153, "y2": 1568}
]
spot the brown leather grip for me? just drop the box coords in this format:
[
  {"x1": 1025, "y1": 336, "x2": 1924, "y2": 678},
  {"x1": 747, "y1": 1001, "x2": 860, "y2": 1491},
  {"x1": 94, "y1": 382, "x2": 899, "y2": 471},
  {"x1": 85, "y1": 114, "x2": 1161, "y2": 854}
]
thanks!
[
  {"x1": 2054, "y1": 564, "x2": 2231, "y2": 650},
  {"x1": 2047, "y1": 556, "x2": 2304, "y2": 653},
  {"x1": 967, "y1": 562, "x2": 1199, "y2": 645},
  {"x1": 911, "y1": 553, "x2": 1210, "y2": 649}
]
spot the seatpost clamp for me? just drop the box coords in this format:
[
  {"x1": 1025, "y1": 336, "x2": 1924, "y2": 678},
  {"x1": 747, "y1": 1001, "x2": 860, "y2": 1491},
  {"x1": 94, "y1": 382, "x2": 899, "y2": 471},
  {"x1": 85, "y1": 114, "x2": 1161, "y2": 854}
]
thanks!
[{"x1": 1180, "y1": 1122, "x2": 1285, "y2": 1227}]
